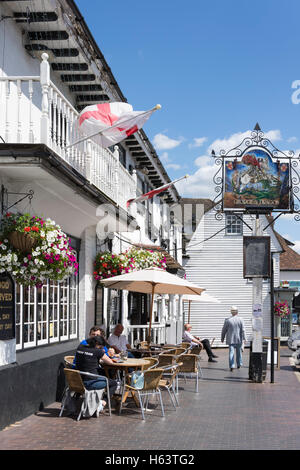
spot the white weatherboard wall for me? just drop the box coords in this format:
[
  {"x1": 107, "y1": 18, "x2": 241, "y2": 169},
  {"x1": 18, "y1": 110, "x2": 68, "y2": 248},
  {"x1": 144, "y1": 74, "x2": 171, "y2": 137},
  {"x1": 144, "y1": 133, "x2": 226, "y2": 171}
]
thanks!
[{"x1": 183, "y1": 210, "x2": 282, "y2": 347}]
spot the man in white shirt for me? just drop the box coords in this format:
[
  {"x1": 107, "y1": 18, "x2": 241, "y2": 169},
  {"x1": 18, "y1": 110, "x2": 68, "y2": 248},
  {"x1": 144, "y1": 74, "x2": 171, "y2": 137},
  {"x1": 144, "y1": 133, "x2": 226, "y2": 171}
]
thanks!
[
  {"x1": 108, "y1": 324, "x2": 134, "y2": 357},
  {"x1": 183, "y1": 323, "x2": 218, "y2": 362}
]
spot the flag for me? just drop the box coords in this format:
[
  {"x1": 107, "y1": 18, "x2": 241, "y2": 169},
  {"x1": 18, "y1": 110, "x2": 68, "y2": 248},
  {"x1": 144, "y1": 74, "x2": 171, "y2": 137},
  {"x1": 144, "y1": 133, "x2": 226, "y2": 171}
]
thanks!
[
  {"x1": 74, "y1": 102, "x2": 160, "y2": 149},
  {"x1": 126, "y1": 175, "x2": 189, "y2": 207}
]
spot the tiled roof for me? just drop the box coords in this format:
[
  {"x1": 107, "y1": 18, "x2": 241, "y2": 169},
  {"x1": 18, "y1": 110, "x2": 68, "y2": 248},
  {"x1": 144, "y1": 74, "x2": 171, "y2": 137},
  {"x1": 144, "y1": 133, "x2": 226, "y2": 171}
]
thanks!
[{"x1": 275, "y1": 231, "x2": 300, "y2": 270}]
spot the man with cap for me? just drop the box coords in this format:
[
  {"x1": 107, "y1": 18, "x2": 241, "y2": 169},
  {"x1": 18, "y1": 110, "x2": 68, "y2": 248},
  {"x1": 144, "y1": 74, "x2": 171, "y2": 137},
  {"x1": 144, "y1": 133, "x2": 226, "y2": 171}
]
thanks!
[{"x1": 221, "y1": 306, "x2": 246, "y2": 371}]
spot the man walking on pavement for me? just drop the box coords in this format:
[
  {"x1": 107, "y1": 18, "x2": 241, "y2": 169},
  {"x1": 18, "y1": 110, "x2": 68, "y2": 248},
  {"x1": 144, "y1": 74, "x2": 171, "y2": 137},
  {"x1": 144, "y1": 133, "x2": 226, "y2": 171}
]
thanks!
[{"x1": 221, "y1": 306, "x2": 246, "y2": 371}]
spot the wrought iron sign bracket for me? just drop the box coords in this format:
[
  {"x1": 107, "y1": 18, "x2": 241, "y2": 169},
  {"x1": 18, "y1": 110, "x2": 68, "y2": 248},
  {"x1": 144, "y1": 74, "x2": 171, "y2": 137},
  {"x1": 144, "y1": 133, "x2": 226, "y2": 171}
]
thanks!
[
  {"x1": 1, "y1": 184, "x2": 34, "y2": 215},
  {"x1": 211, "y1": 125, "x2": 300, "y2": 222}
]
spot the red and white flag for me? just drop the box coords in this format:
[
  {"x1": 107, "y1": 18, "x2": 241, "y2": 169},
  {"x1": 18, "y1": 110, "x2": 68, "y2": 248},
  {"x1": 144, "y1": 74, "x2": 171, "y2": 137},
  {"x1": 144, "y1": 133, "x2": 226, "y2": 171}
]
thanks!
[
  {"x1": 126, "y1": 175, "x2": 189, "y2": 208},
  {"x1": 72, "y1": 102, "x2": 160, "y2": 149}
]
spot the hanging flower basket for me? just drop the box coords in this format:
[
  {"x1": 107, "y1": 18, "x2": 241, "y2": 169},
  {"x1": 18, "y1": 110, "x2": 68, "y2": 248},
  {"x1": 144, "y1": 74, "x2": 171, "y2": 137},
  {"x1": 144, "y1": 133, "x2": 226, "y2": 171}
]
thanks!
[
  {"x1": 93, "y1": 247, "x2": 167, "y2": 281},
  {"x1": 8, "y1": 231, "x2": 37, "y2": 254},
  {"x1": 274, "y1": 300, "x2": 290, "y2": 319},
  {"x1": 0, "y1": 212, "x2": 78, "y2": 287}
]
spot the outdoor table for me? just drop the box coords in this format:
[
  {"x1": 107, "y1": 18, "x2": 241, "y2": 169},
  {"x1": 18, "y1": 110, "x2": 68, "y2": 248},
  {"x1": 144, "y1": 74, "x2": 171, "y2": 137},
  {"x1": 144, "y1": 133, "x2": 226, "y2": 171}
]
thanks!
[
  {"x1": 128, "y1": 348, "x2": 163, "y2": 357},
  {"x1": 103, "y1": 357, "x2": 152, "y2": 407}
]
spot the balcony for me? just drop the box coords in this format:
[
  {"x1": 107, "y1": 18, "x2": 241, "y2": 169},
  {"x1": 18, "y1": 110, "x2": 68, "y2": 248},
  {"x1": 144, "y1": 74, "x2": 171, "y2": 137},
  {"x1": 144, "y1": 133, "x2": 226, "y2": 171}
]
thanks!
[{"x1": 0, "y1": 53, "x2": 137, "y2": 211}]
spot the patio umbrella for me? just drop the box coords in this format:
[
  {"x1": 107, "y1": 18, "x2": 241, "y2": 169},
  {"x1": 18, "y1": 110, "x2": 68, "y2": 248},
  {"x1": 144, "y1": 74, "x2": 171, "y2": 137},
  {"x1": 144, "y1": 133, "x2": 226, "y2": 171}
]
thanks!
[
  {"x1": 181, "y1": 292, "x2": 221, "y2": 323},
  {"x1": 100, "y1": 267, "x2": 205, "y2": 342}
]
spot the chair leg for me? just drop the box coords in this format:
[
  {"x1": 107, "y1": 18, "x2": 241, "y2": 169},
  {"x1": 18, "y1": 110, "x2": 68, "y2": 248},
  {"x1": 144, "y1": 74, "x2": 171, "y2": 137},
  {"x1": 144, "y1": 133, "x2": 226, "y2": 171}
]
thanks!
[
  {"x1": 138, "y1": 391, "x2": 145, "y2": 420},
  {"x1": 158, "y1": 389, "x2": 165, "y2": 417},
  {"x1": 119, "y1": 385, "x2": 126, "y2": 415},
  {"x1": 59, "y1": 387, "x2": 68, "y2": 417},
  {"x1": 106, "y1": 387, "x2": 111, "y2": 416},
  {"x1": 171, "y1": 385, "x2": 179, "y2": 406},
  {"x1": 166, "y1": 387, "x2": 177, "y2": 410}
]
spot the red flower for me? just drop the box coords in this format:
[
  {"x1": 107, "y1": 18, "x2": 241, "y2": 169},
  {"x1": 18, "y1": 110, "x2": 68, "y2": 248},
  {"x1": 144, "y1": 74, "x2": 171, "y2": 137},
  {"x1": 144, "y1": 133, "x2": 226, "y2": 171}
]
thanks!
[
  {"x1": 24, "y1": 227, "x2": 31, "y2": 232},
  {"x1": 5, "y1": 212, "x2": 12, "y2": 217},
  {"x1": 31, "y1": 226, "x2": 39, "y2": 232}
]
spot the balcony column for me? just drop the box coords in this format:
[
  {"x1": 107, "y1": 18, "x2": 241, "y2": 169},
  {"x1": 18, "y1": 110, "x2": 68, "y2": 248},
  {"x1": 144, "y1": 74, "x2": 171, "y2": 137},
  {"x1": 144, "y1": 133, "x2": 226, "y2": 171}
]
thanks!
[
  {"x1": 40, "y1": 53, "x2": 50, "y2": 146},
  {"x1": 113, "y1": 145, "x2": 119, "y2": 205},
  {"x1": 86, "y1": 139, "x2": 93, "y2": 181}
]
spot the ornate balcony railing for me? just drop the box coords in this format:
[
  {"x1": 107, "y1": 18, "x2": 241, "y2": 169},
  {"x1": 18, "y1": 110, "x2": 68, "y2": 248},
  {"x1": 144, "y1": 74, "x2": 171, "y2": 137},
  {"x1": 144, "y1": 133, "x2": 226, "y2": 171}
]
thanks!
[{"x1": 0, "y1": 53, "x2": 136, "y2": 210}]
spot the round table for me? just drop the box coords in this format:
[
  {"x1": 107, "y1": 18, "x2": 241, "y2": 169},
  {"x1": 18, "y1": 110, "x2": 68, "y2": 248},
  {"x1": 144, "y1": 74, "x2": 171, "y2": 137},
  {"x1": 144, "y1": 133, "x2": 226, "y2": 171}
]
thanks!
[{"x1": 103, "y1": 357, "x2": 152, "y2": 406}]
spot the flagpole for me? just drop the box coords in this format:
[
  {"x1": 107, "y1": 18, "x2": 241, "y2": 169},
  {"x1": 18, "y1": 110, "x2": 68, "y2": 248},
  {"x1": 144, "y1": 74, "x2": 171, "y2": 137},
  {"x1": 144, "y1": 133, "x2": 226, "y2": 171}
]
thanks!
[
  {"x1": 126, "y1": 174, "x2": 189, "y2": 207},
  {"x1": 65, "y1": 104, "x2": 161, "y2": 149}
]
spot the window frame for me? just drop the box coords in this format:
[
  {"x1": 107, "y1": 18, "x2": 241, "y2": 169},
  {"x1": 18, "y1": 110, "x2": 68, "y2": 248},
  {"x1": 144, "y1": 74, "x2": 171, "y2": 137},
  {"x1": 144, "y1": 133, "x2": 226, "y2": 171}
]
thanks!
[{"x1": 225, "y1": 213, "x2": 243, "y2": 236}]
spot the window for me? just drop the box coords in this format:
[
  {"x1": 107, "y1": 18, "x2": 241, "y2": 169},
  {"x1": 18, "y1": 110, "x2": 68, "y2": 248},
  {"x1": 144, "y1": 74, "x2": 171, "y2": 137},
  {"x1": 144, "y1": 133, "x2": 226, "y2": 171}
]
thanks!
[
  {"x1": 225, "y1": 213, "x2": 243, "y2": 235},
  {"x1": 16, "y1": 259, "x2": 79, "y2": 350}
]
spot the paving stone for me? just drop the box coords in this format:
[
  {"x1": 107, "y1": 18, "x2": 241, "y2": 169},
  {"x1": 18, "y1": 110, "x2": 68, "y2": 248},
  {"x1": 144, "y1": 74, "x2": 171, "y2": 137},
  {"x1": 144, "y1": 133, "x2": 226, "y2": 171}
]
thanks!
[{"x1": 0, "y1": 347, "x2": 299, "y2": 450}]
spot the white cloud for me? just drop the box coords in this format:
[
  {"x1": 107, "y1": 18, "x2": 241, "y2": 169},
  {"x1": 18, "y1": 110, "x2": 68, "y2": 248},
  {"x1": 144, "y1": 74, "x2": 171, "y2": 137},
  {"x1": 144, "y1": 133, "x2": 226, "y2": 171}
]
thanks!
[
  {"x1": 160, "y1": 152, "x2": 170, "y2": 163},
  {"x1": 166, "y1": 163, "x2": 182, "y2": 170},
  {"x1": 175, "y1": 158, "x2": 216, "y2": 198},
  {"x1": 153, "y1": 133, "x2": 182, "y2": 150},
  {"x1": 208, "y1": 129, "x2": 282, "y2": 155},
  {"x1": 287, "y1": 136, "x2": 298, "y2": 143},
  {"x1": 189, "y1": 137, "x2": 207, "y2": 149}
]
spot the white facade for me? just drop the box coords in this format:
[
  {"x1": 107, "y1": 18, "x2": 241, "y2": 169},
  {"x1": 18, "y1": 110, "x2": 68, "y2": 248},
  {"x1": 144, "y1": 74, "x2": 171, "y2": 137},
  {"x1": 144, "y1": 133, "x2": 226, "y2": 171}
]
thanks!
[
  {"x1": 183, "y1": 205, "x2": 282, "y2": 347},
  {"x1": 0, "y1": 0, "x2": 182, "y2": 366}
]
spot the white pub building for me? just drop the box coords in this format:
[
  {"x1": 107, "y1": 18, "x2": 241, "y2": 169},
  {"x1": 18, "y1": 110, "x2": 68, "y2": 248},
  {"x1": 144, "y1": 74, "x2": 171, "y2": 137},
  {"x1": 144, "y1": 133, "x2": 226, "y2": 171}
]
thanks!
[{"x1": 0, "y1": 0, "x2": 183, "y2": 429}]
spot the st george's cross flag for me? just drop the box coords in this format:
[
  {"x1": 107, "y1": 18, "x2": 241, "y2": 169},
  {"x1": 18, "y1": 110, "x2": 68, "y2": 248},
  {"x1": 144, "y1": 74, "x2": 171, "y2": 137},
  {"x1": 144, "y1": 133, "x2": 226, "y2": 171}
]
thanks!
[
  {"x1": 126, "y1": 175, "x2": 189, "y2": 207},
  {"x1": 71, "y1": 102, "x2": 161, "y2": 149}
]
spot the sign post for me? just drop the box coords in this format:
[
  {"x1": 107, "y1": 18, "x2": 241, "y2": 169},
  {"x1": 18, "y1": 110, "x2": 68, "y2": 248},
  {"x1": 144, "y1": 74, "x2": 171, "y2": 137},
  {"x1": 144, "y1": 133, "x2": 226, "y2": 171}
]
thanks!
[{"x1": 211, "y1": 125, "x2": 300, "y2": 383}]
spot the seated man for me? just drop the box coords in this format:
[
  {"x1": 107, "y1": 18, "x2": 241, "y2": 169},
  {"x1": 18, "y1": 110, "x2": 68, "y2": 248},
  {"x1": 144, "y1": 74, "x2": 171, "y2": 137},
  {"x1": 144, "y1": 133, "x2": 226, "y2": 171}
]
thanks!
[
  {"x1": 73, "y1": 325, "x2": 109, "y2": 368},
  {"x1": 108, "y1": 324, "x2": 135, "y2": 358},
  {"x1": 75, "y1": 335, "x2": 118, "y2": 398},
  {"x1": 183, "y1": 323, "x2": 218, "y2": 363}
]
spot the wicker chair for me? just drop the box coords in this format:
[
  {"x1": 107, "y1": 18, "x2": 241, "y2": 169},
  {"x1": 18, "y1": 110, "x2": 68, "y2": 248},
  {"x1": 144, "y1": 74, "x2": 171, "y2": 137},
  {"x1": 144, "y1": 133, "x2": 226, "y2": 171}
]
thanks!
[
  {"x1": 142, "y1": 357, "x2": 159, "y2": 370},
  {"x1": 60, "y1": 369, "x2": 111, "y2": 420},
  {"x1": 64, "y1": 355, "x2": 75, "y2": 369},
  {"x1": 159, "y1": 363, "x2": 182, "y2": 408},
  {"x1": 176, "y1": 354, "x2": 200, "y2": 393},
  {"x1": 157, "y1": 354, "x2": 176, "y2": 368},
  {"x1": 119, "y1": 368, "x2": 165, "y2": 420}
]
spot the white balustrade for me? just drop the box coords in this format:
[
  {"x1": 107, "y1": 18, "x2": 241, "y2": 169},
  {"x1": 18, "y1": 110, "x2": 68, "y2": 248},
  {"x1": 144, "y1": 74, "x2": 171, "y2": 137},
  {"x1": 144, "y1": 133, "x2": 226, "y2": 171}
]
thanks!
[
  {"x1": 0, "y1": 54, "x2": 136, "y2": 210},
  {"x1": 126, "y1": 324, "x2": 166, "y2": 346}
]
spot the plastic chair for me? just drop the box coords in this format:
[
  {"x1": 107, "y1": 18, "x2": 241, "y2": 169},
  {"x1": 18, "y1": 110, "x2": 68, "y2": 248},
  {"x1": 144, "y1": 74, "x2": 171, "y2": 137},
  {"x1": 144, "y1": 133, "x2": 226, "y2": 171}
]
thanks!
[
  {"x1": 59, "y1": 369, "x2": 111, "y2": 420},
  {"x1": 119, "y1": 368, "x2": 165, "y2": 420},
  {"x1": 176, "y1": 354, "x2": 200, "y2": 393}
]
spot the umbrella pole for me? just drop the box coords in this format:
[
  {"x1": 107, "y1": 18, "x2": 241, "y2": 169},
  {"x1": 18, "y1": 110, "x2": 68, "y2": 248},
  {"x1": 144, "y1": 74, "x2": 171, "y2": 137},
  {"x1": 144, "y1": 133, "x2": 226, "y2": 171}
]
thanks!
[{"x1": 147, "y1": 284, "x2": 155, "y2": 345}]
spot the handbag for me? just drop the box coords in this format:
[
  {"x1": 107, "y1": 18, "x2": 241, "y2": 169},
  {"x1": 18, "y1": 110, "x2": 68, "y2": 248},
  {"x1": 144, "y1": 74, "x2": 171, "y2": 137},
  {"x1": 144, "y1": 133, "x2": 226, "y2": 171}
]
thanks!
[{"x1": 130, "y1": 371, "x2": 144, "y2": 389}]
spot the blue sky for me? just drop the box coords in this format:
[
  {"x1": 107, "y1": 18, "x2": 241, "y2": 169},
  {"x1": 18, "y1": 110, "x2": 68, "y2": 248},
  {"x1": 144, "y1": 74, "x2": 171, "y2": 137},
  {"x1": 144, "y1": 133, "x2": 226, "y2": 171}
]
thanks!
[{"x1": 76, "y1": 0, "x2": 300, "y2": 250}]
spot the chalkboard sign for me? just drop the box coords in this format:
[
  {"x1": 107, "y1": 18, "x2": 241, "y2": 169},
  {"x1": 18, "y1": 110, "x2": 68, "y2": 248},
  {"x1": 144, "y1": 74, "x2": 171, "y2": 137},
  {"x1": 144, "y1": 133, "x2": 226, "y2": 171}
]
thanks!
[
  {"x1": 0, "y1": 273, "x2": 15, "y2": 340},
  {"x1": 243, "y1": 236, "x2": 271, "y2": 278}
]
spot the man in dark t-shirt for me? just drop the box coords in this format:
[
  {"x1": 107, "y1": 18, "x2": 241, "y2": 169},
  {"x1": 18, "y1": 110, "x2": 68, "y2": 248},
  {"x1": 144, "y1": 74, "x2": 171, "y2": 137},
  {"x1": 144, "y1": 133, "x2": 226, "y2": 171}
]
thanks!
[{"x1": 75, "y1": 336, "x2": 117, "y2": 397}]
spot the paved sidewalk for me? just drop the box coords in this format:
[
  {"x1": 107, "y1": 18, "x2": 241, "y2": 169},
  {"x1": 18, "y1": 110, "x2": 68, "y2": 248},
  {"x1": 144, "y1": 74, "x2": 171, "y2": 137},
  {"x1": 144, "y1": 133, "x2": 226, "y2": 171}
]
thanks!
[{"x1": 0, "y1": 347, "x2": 299, "y2": 450}]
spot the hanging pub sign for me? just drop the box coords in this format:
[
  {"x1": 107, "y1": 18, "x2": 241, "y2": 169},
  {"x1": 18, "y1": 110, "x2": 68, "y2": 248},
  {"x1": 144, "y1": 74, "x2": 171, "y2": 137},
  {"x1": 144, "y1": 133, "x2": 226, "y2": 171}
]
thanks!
[
  {"x1": 224, "y1": 148, "x2": 290, "y2": 211},
  {"x1": 243, "y1": 236, "x2": 271, "y2": 278},
  {"x1": 0, "y1": 273, "x2": 15, "y2": 340}
]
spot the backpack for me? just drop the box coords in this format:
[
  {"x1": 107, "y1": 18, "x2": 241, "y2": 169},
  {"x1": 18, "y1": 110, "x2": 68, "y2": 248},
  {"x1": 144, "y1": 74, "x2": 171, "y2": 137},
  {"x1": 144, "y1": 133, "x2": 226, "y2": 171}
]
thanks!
[{"x1": 130, "y1": 371, "x2": 144, "y2": 389}]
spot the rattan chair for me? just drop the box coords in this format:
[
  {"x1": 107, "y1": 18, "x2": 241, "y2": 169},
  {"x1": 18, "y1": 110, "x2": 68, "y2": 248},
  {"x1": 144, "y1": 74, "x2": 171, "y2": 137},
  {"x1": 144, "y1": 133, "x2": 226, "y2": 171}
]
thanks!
[
  {"x1": 159, "y1": 363, "x2": 182, "y2": 408},
  {"x1": 119, "y1": 368, "x2": 165, "y2": 420},
  {"x1": 142, "y1": 357, "x2": 159, "y2": 370},
  {"x1": 60, "y1": 368, "x2": 111, "y2": 420},
  {"x1": 64, "y1": 355, "x2": 75, "y2": 369},
  {"x1": 157, "y1": 354, "x2": 176, "y2": 368},
  {"x1": 176, "y1": 354, "x2": 201, "y2": 392}
]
